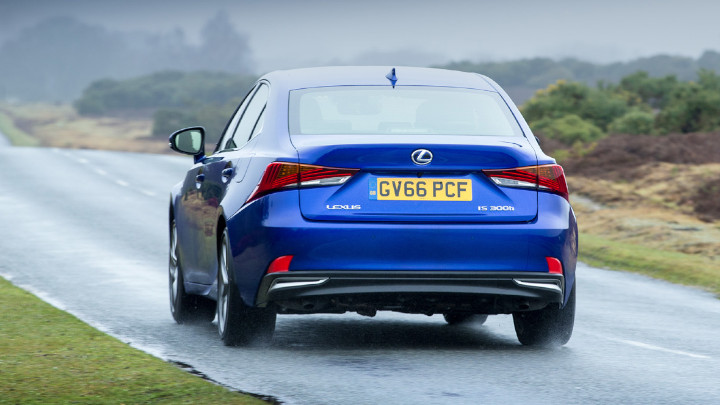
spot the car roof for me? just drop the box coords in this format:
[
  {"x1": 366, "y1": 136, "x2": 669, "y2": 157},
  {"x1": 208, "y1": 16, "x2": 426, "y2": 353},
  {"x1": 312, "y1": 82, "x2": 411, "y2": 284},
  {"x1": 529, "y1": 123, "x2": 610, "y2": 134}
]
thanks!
[{"x1": 262, "y1": 66, "x2": 496, "y2": 91}]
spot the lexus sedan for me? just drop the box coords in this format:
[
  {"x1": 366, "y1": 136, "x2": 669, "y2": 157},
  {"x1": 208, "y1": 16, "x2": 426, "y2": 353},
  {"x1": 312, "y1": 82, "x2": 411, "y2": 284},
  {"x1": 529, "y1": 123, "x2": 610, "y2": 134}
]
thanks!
[{"x1": 168, "y1": 66, "x2": 577, "y2": 347}]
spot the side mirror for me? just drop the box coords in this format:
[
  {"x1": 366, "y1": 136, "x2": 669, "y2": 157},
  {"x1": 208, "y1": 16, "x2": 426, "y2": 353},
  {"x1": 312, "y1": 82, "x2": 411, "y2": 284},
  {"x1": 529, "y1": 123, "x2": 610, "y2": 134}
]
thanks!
[{"x1": 169, "y1": 127, "x2": 205, "y2": 162}]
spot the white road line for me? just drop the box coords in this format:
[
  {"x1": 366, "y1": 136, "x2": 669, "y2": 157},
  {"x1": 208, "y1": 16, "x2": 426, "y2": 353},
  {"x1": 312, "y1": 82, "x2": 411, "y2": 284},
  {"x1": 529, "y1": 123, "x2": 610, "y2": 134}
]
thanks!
[
  {"x1": 50, "y1": 148, "x2": 159, "y2": 196},
  {"x1": 607, "y1": 337, "x2": 710, "y2": 359}
]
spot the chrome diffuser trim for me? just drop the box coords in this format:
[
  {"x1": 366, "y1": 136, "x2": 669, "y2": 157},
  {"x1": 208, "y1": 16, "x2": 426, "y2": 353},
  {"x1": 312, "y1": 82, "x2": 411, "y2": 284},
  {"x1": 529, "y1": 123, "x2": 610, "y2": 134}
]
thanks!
[
  {"x1": 513, "y1": 279, "x2": 562, "y2": 293},
  {"x1": 269, "y1": 278, "x2": 329, "y2": 292}
]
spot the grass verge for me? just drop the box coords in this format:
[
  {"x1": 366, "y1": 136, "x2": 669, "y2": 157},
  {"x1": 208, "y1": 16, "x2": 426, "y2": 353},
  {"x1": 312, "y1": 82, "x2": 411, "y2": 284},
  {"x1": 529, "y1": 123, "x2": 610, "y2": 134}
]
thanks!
[
  {"x1": 0, "y1": 111, "x2": 39, "y2": 146},
  {"x1": 580, "y1": 232, "x2": 720, "y2": 297},
  {"x1": 0, "y1": 277, "x2": 266, "y2": 404}
]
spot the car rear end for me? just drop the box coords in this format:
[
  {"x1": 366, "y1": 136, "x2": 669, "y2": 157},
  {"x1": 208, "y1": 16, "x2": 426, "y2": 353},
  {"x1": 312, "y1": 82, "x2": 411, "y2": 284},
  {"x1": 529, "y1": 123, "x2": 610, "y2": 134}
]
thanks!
[{"x1": 227, "y1": 77, "x2": 577, "y2": 319}]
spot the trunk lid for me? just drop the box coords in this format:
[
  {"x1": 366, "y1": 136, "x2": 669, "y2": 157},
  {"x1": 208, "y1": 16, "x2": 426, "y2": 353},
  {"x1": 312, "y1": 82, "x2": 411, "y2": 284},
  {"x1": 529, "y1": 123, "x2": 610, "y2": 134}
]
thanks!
[{"x1": 292, "y1": 135, "x2": 538, "y2": 223}]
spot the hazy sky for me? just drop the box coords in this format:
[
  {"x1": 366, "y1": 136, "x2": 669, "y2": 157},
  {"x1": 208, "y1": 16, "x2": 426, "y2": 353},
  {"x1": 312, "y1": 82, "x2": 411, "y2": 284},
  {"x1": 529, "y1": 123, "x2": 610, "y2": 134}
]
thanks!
[{"x1": 3, "y1": 0, "x2": 720, "y2": 72}]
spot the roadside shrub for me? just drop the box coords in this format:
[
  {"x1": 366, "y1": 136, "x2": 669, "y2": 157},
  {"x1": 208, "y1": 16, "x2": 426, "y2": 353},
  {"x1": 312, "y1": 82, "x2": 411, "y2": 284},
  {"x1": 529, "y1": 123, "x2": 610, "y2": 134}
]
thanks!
[
  {"x1": 618, "y1": 71, "x2": 678, "y2": 109},
  {"x1": 655, "y1": 71, "x2": 720, "y2": 134},
  {"x1": 522, "y1": 80, "x2": 589, "y2": 121},
  {"x1": 152, "y1": 98, "x2": 240, "y2": 146},
  {"x1": 152, "y1": 109, "x2": 192, "y2": 138},
  {"x1": 608, "y1": 109, "x2": 656, "y2": 135},
  {"x1": 75, "y1": 71, "x2": 255, "y2": 117},
  {"x1": 522, "y1": 80, "x2": 629, "y2": 131},
  {"x1": 531, "y1": 114, "x2": 605, "y2": 145},
  {"x1": 577, "y1": 89, "x2": 630, "y2": 130}
]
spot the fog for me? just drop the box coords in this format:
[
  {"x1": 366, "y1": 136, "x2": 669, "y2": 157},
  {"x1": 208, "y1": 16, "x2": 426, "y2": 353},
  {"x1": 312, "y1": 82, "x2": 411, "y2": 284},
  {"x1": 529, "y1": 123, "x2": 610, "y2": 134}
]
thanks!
[
  {"x1": 4, "y1": 0, "x2": 720, "y2": 68},
  {"x1": 2, "y1": 0, "x2": 720, "y2": 101}
]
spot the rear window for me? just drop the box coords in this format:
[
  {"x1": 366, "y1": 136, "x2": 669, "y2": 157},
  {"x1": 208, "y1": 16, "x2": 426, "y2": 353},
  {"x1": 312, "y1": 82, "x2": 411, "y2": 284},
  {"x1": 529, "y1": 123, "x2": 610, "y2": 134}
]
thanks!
[{"x1": 289, "y1": 86, "x2": 522, "y2": 136}]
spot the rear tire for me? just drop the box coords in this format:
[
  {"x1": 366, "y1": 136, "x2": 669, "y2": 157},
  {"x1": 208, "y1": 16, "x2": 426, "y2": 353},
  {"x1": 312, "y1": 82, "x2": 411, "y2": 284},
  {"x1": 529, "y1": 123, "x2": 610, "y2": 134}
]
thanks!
[
  {"x1": 169, "y1": 220, "x2": 216, "y2": 324},
  {"x1": 513, "y1": 283, "x2": 575, "y2": 346},
  {"x1": 217, "y1": 228, "x2": 276, "y2": 346},
  {"x1": 443, "y1": 313, "x2": 488, "y2": 325}
]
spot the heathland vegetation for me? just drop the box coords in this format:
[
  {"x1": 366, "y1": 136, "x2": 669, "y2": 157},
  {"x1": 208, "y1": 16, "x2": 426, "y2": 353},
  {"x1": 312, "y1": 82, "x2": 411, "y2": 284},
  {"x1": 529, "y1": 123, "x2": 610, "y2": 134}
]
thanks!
[
  {"x1": 67, "y1": 55, "x2": 720, "y2": 149},
  {"x1": 522, "y1": 70, "x2": 720, "y2": 143},
  {"x1": 74, "y1": 70, "x2": 256, "y2": 145}
]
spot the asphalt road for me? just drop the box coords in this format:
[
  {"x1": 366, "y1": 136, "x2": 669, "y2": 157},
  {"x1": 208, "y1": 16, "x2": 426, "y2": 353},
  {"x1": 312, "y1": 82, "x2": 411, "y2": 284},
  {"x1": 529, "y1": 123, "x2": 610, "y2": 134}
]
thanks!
[
  {"x1": 0, "y1": 129, "x2": 10, "y2": 146},
  {"x1": 1, "y1": 146, "x2": 719, "y2": 405}
]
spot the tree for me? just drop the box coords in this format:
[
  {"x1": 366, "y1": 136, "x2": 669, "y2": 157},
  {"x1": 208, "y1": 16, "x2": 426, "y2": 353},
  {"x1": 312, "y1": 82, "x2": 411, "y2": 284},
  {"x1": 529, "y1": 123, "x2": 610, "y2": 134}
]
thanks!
[
  {"x1": 195, "y1": 12, "x2": 254, "y2": 73},
  {"x1": 618, "y1": 71, "x2": 679, "y2": 109},
  {"x1": 0, "y1": 15, "x2": 255, "y2": 102},
  {"x1": 655, "y1": 70, "x2": 720, "y2": 133}
]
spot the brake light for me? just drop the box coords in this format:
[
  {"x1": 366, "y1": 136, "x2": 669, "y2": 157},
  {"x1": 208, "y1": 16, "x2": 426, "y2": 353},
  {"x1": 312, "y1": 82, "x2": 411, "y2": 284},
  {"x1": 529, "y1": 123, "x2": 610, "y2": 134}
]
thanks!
[
  {"x1": 482, "y1": 164, "x2": 569, "y2": 201},
  {"x1": 246, "y1": 162, "x2": 359, "y2": 203}
]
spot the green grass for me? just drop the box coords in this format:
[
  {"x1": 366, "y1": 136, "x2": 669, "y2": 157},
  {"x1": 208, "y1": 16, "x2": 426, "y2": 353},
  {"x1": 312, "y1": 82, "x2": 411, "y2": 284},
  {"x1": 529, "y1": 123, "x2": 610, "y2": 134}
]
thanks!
[
  {"x1": 0, "y1": 111, "x2": 40, "y2": 146},
  {"x1": 0, "y1": 277, "x2": 266, "y2": 404},
  {"x1": 580, "y1": 232, "x2": 720, "y2": 297}
]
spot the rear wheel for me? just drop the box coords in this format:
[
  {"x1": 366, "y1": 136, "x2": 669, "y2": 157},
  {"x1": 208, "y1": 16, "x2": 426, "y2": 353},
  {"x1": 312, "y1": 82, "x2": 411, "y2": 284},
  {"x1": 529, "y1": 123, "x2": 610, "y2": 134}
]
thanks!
[
  {"x1": 443, "y1": 313, "x2": 488, "y2": 325},
  {"x1": 169, "y1": 220, "x2": 216, "y2": 324},
  {"x1": 513, "y1": 284, "x2": 575, "y2": 346},
  {"x1": 217, "y1": 228, "x2": 276, "y2": 346}
]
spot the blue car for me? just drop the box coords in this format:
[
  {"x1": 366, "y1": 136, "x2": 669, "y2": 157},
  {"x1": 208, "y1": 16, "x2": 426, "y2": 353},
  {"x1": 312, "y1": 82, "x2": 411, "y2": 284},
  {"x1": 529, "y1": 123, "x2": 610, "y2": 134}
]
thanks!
[{"x1": 168, "y1": 66, "x2": 577, "y2": 347}]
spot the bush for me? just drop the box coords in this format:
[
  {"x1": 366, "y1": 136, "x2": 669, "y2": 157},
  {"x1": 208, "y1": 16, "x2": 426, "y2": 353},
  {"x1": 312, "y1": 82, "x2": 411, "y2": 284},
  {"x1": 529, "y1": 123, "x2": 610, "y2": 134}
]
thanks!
[
  {"x1": 618, "y1": 71, "x2": 678, "y2": 109},
  {"x1": 152, "y1": 109, "x2": 193, "y2": 138},
  {"x1": 75, "y1": 71, "x2": 255, "y2": 116},
  {"x1": 608, "y1": 109, "x2": 656, "y2": 135},
  {"x1": 531, "y1": 114, "x2": 605, "y2": 145},
  {"x1": 522, "y1": 80, "x2": 628, "y2": 131},
  {"x1": 151, "y1": 98, "x2": 241, "y2": 146}
]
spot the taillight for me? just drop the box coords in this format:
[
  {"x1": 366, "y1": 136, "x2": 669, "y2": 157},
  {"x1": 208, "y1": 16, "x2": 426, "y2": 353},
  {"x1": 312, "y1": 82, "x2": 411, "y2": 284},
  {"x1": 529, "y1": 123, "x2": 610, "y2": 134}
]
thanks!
[
  {"x1": 482, "y1": 164, "x2": 569, "y2": 201},
  {"x1": 246, "y1": 162, "x2": 359, "y2": 203}
]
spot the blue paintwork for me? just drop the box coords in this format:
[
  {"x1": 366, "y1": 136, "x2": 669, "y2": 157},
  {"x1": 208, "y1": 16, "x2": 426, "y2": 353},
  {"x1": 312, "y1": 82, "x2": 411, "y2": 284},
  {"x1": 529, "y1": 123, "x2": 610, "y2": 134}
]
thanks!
[
  {"x1": 293, "y1": 136, "x2": 539, "y2": 223},
  {"x1": 170, "y1": 66, "x2": 578, "y2": 308}
]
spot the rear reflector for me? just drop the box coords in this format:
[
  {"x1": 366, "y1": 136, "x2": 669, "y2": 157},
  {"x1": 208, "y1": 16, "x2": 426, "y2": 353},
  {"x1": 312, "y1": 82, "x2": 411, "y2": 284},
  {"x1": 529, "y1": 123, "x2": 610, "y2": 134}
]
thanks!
[
  {"x1": 246, "y1": 162, "x2": 359, "y2": 203},
  {"x1": 483, "y1": 164, "x2": 569, "y2": 201},
  {"x1": 546, "y1": 257, "x2": 563, "y2": 274},
  {"x1": 267, "y1": 255, "x2": 294, "y2": 274}
]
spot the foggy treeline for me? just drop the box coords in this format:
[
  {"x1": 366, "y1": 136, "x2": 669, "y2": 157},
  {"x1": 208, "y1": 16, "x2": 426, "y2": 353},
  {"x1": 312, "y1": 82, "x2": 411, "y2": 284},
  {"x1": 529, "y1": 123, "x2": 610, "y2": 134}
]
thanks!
[
  {"x1": 4, "y1": 12, "x2": 720, "y2": 107},
  {"x1": 0, "y1": 13, "x2": 254, "y2": 102},
  {"x1": 442, "y1": 51, "x2": 720, "y2": 103}
]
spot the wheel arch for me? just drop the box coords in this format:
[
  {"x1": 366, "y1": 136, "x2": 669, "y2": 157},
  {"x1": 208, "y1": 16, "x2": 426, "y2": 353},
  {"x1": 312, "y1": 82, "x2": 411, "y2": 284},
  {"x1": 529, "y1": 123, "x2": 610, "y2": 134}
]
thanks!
[
  {"x1": 216, "y1": 212, "x2": 227, "y2": 256},
  {"x1": 168, "y1": 198, "x2": 175, "y2": 228}
]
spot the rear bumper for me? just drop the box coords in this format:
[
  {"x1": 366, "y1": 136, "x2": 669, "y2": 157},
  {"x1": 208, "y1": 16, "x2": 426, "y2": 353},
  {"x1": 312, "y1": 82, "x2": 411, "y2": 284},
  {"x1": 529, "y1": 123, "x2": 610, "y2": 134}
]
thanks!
[
  {"x1": 256, "y1": 271, "x2": 564, "y2": 315},
  {"x1": 227, "y1": 190, "x2": 577, "y2": 309}
]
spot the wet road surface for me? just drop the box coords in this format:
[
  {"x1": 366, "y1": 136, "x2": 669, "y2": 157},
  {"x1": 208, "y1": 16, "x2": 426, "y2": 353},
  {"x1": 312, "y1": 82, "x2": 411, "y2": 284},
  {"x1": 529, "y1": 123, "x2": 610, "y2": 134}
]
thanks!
[
  {"x1": 1, "y1": 146, "x2": 718, "y2": 404},
  {"x1": 0, "y1": 129, "x2": 10, "y2": 146}
]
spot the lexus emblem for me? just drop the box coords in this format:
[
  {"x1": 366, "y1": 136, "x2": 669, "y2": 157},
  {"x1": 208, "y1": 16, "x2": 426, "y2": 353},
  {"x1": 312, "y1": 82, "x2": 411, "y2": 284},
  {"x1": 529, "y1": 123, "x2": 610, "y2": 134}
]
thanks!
[{"x1": 411, "y1": 149, "x2": 433, "y2": 165}]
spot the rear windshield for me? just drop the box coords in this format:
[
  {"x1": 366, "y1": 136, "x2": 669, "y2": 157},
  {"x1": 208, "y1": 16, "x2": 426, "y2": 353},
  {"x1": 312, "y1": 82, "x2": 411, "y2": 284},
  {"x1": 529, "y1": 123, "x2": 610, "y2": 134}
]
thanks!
[{"x1": 289, "y1": 86, "x2": 522, "y2": 136}]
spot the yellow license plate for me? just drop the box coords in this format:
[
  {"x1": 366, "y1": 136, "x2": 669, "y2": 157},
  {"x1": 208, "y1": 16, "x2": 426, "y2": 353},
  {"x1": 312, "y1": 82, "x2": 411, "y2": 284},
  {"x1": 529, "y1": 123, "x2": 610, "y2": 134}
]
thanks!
[{"x1": 369, "y1": 178, "x2": 472, "y2": 201}]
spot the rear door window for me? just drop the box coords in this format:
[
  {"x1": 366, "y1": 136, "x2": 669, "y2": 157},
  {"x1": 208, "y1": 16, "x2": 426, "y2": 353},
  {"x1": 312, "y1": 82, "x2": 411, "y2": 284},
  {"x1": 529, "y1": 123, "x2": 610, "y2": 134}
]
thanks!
[{"x1": 231, "y1": 83, "x2": 269, "y2": 146}]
